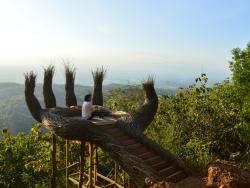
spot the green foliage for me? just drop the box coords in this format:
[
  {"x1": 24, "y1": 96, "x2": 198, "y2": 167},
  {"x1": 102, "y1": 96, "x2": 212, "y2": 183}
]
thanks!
[
  {"x1": 229, "y1": 42, "x2": 250, "y2": 93},
  {"x1": 96, "y1": 149, "x2": 114, "y2": 175},
  {"x1": 163, "y1": 76, "x2": 247, "y2": 167},
  {"x1": 107, "y1": 73, "x2": 250, "y2": 168},
  {"x1": 229, "y1": 43, "x2": 250, "y2": 123},
  {"x1": 0, "y1": 126, "x2": 123, "y2": 187},
  {"x1": 106, "y1": 85, "x2": 144, "y2": 112},
  {"x1": 0, "y1": 124, "x2": 65, "y2": 188}
]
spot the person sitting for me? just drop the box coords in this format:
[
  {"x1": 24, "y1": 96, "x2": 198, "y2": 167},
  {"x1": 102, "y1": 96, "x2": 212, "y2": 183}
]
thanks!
[{"x1": 82, "y1": 94, "x2": 103, "y2": 120}]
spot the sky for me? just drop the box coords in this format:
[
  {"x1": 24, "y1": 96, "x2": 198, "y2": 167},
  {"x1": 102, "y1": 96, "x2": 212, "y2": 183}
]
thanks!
[{"x1": 0, "y1": 0, "x2": 250, "y2": 87}]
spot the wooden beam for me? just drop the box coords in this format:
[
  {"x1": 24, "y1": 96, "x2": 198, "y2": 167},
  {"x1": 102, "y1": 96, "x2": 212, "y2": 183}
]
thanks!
[
  {"x1": 69, "y1": 172, "x2": 80, "y2": 177},
  {"x1": 102, "y1": 183, "x2": 115, "y2": 187},
  {"x1": 115, "y1": 163, "x2": 117, "y2": 183},
  {"x1": 93, "y1": 146, "x2": 97, "y2": 186},
  {"x1": 89, "y1": 143, "x2": 93, "y2": 188},
  {"x1": 66, "y1": 139, "x2": 69, "y2": 188},
  {"x1": 123, "y1": 171, "x2": 126, "y2": 187},
  {"x1": 79, "y1": 141, "x2": 85, "y2": 188},
  {"x1": 69, "y1": 177, "x2": 87, "y2": 188},
  {"x1": 96, "y1": 173, "x2": 124, "y2": 188},
  {"x1": 67, "y1": 161, "x2": 80, "y2": 169}
]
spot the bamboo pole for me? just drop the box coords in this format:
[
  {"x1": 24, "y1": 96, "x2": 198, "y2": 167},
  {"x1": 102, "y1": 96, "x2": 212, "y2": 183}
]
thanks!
[
  {"x1": 79, "y1": 141, "x2": 85, "y2": 188},
  {"x1": 66, "y1": 139, "x2": 69, "y2": 188},
  {"x1": 67, "y1": 161, "x2": 80, "y2": 169},
  {"x1": 122, "y1": 171, "x2": 125, "y2": 187},
  {"x1": 51, "y1": 134, "x2": 56, "y2": 188},
  {"x1": 115, "y1": 163, "x2": 117, "y2": 183},
  {"x1": 96, "y1": 173, "x2": 124, "y2": 188},
  {"x1": 89, "y1": 143, "x2": 93, "y2": 188},
  {"x1": 93, "y1": 146, "x2": 97, "y2": 186}
]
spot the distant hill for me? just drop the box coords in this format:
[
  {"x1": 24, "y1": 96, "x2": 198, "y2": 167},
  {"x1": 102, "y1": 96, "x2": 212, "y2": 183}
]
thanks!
[{"x1": 0, "y1": 82, "x2": 175, "y2": 139}]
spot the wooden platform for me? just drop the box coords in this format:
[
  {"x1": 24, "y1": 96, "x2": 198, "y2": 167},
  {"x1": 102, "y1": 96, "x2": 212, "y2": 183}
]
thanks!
[
  {"x1": 90, "y1": 116, "x2": 117, "y2": 125},
  {"x1": 69, "y1": 116, "x2": 117, "y2": 125},
  {"x1": 66, "y1": 115, "x2": 190, "y2": 185}
]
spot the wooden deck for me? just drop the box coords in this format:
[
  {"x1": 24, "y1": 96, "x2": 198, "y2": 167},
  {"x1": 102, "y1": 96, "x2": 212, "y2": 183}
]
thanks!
[
  {"x1": 90, "y1": 116, "x2": 117, "y2": 125},
  {"x1": 68, "y1": 115, "x2": 188, "y2": 184},
  {"x1": 65, "y1": 115, "x2": 191, "y2": 187},
  {"x1": 69, "y1": 116, "x2": 117, "y2": 125}
]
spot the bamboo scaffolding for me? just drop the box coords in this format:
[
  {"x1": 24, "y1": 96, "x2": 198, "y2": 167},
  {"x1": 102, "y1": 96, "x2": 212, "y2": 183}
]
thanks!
[
  {"x1": 79, "y1": 141, "x2": 86, "y2": 188},
  {"x1": 66, "y1": 139, "x2": 69, "y2": 188}
]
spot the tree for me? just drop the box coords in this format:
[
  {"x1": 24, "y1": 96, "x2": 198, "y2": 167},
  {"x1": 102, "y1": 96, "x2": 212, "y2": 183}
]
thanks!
[
  {"x1": 229, "y1": 42, "x2": 250, "y2": 122},
  {"x1": 0, "y1": 125, "x2": 64, "y2": 188},
  {"x1": 229, "y1": 42, "x2": 250, "y2": 94}
]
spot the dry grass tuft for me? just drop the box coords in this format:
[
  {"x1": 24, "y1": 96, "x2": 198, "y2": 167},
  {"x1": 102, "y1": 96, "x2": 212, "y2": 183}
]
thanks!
[
  {"x1": 64, "y1": 63, "x2": 76, "y2": 84},
  {"x1": 43, "y1": 65, "x2": 55, "y2": 83},
  {"x1": 24, "y1": 71, "x2": 37, "y2": 94},
  {"x1": 64, "y1": 63, "x2": 77, "y2": 106},
  {"x1": 142, "y1": 75, "x2": 155, "y2": 91},
  {"x1": 91, "y1": 66, "x2": 107, "y2": 83},
  {"x1": 43, "y1": 65, "x2": 56, "y2": 108}
]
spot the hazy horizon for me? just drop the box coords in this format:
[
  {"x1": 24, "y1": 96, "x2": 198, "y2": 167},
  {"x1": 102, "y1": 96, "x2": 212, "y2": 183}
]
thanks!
[
  {"x1": 1, "y1": 1, "x2": 249, "y2": 87},
  {"x1": 0, "y1": 62, "x2": 231, "y2": 89}
]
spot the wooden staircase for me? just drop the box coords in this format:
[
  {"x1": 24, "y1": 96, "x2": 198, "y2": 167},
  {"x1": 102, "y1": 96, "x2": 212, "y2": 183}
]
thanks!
[{"x1": 91, "y1": 117, "x2": 188, "y2": 184}]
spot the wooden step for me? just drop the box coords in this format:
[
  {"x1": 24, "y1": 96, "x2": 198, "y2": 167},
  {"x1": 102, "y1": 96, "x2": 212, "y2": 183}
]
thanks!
[
  {"x1": 126, "y1": 143, "x2": 143, "y2": 150},
  {"x1": 116, "y1": 134, "x2": 131, "y2": 140},
  {"x1": 106, "y1": 127, "x2": 122, "y2": 134},
  {"x1": 152, "y1": 161, "x2": 169, "y2": 171},
  {"x1": 144, "y1": 156, "x2": 162, "y2": 165},
  {"x1": 165, "y1": 171, "x2": 187, "y2": 183},
  {"x1": 92, "y1": 119, "x2": 116, "y2": 126},
  {"x1": 110, "y1": 130, "x2": 127, "y2": 137},
  {"x1": 129, "y1": 145, "x2": 148, "y2": 155},
  {"x1": 159, "y1": 165, "x2": 177, "y2": 177},
  {"x1": 121, "y1": 138, "x2": 137, "y2": 145},
  {"x1": 138, "y1": 151, "x2": 157, "y2": 160},
  {"x1": 101, "y1": 124, "x2": 116, "y2": 129}
]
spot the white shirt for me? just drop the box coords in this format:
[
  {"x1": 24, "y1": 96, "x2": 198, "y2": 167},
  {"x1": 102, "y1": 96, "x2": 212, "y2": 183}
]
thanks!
[{"x1": 82, "y1": 101, "x2": 93, "y2": 119}]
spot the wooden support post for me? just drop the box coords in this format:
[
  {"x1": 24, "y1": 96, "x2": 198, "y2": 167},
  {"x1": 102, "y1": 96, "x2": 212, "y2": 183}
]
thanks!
[
  {"x1": 123, "y1": 171, "x2": 125, "y2": 187},
  {"x1": 51, "y1": 134, "x2": 56, "y2": 188},
  {"x1": 79, "y1": 141, "x2": 85, "y2": 188},
  {"x1": 89, "y1": 143, "x2": 93, "y2": 188},
  {"x1": 93, "y1": 146, "x2": 97, "y2": 186},
  {"x1": 128, "y1": 178, "x2": 135, "y2": 188},
  {"x1": 66, "y1": 139, "x2": 69, "y2": 188},
  {"x1": 115, "y1": 163, "x2": 117, "y2": 183}
]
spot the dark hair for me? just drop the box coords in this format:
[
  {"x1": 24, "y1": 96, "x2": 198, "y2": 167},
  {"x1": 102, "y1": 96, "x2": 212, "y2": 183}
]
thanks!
[{"x1": 84, "y1": 94, "x2": 92, "y2": 102}]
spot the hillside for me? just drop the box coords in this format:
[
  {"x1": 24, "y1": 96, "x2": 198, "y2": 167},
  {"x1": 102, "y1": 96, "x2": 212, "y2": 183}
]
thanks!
[{"x1": 0, "y1": 82, "x2": 175, "y2": 138}]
